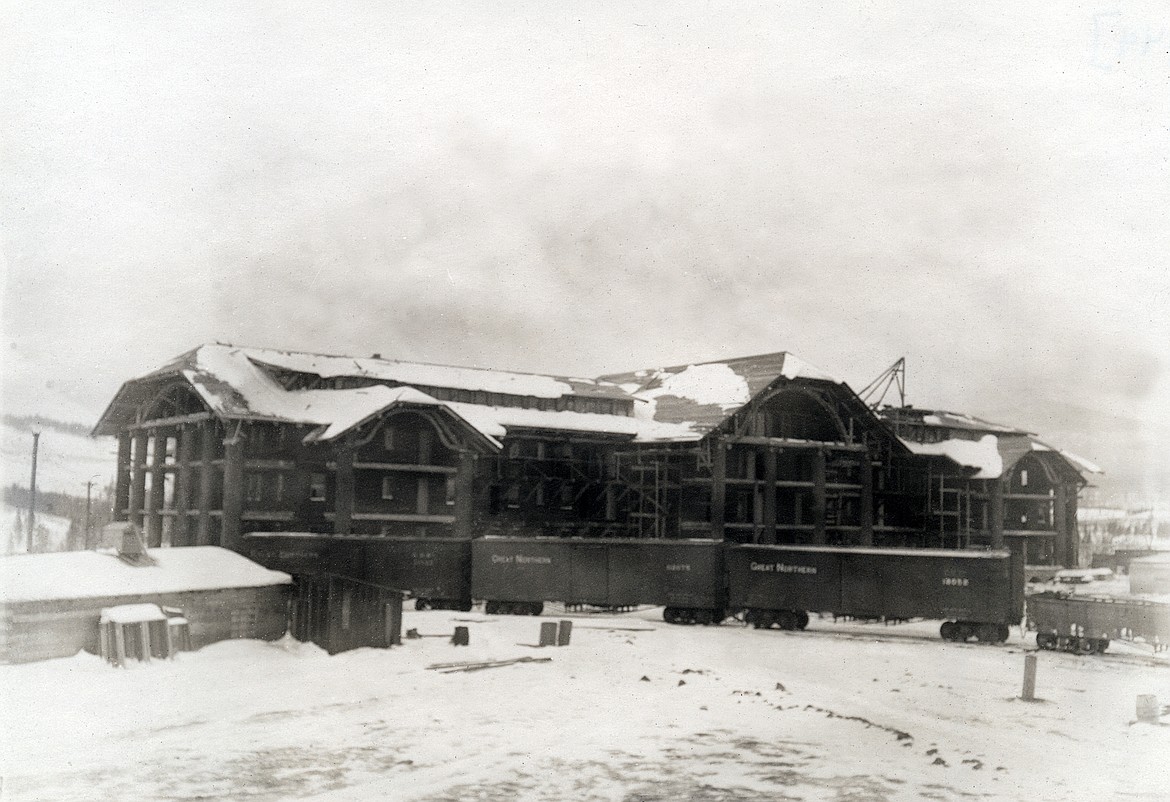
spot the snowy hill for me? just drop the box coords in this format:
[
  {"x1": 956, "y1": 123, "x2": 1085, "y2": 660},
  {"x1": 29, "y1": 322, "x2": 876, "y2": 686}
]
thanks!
[{"x1": 1, "y1": 503, "x2": 74, "y2": 555}]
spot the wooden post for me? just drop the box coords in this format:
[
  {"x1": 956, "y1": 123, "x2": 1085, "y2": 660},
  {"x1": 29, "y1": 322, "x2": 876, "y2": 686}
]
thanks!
[
  {"x1": 139, "y1": 621, "x2": 152, "y2": 663},
  {"x1": 221, "y1": 427, "x2": 245, "y2": 551},
  {"x1": 1054, "y1": 484, "x2": 1072, "y2": 567},
  {"x1": 812, "y1": 448, "x2": 827, "y2": 545},
  {"x1": 539, "y1": 621, "x2": 558, "y2": 647},
  {"x1": 114, "y1": 433, "x2": 132, "y2": 522},
  {"x1": 174, "y1": 426, "x2": 195, "y2": 547},
  {"x1": 130, "y1": 431, "x2": 148, "y2": 530},
  {"x1": 1021, "y1": 653, "x2": 1037, "y2": 701},
  {"x1": 454, "y1": 451, "x2": 476, "y2": 539},
  {"x1": 197, "y1": 423, "x2": 215, "y2": 546},
  {"x1": 557, "y1": 619, "x2": 573, "y2": 646},
  {"x1": 989, "y1": 480, "x2": 1005, "y2": 549},
  {"x1": 858, "y1": 452, "x2": 874, "y2": 546},
  {"x1": 113, "y1": 622, "x2": 126, "y2": 668},
  {"x1": 452, "y1": 626, "x2": 470, "y2": 646},
  {"x1": 147, "y1": 430, "x2": 167, "y2": 547},
  {"x1": 333, "y1": 440, "x2": 355, "y2": 535},
  {"x1": 710, "y1": 439, "x2": 726, "y2": 541},
  {"x1": 762, "y1": 447, "x2": 777, "y2": 545}
]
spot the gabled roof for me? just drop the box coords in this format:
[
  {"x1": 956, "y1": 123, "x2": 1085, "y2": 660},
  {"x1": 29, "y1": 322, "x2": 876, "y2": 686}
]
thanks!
[
  {"x1": 95, "y1": 345, "x2": 861, "y2": 446},
  {"x1": 601, "y1": 352, "x2": 840, "y2": 442},
  {"x1": 94, "y1": 344, "x2": 642, "y2": 446}
]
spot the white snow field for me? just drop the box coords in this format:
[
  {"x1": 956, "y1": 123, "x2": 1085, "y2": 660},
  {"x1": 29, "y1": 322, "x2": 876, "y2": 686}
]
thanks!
[{"x1": 2, "y1": 608, "x2": 1167, "y2": 801}]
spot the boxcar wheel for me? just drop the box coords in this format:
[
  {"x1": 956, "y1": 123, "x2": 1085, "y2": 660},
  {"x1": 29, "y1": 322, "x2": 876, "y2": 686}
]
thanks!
[
  {"x1": 415, "y1": 599, "x2": 431, "y2": 611},
  {"x1": 1094, "y1": 638, "x2": 1109, "y2": 654},
  {"x1": 796, "y1": 611, "x2": 810, "y2": 630},
  {"x1": 1073, "y1": 637, "x2": 1095, "y2": 655},
  {"x1": 484, "y1": 601, "x2": 499, "y2": 615},
  {"x1": 1036, "y1": 632, "x2": 1057, "y2": 650},
  {"x1": 940, "y1": 621, "x2": 957, "y2": 641}
]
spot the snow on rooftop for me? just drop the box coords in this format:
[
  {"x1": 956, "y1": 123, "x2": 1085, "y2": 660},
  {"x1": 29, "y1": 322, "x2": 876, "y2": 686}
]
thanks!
[
  {"x1": 0, "y1": 546, "x2": 291, "y2": 604},
  {"x1": 901, "y1": 434, "x2": 1004, "y2": 479},
  {"x1": 241, "y1": 346, "x2": 604, "y2": 399},
  {"x1": 443, "y1": 402, "x2": 638, "y2": 442},
  {"x1": 100, "y1": 603, "x2": 167, "y2": 624},
  {"x1": 637, "y1": 363, "x2": 751, "y2": 409}
]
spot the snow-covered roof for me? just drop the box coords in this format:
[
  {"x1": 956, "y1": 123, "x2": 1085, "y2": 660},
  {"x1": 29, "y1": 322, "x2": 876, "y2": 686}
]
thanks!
[
  {"x1": 601, "y1": 352, "x2": 841, "y2": 441},
  {"x1": 97, "y1": 345, "x2": 852, "y2": 445},
  {"x1": 0, "y1": 546, "x2": 291, "y2": 604},
  {"x1": 883, "y1": 407, "x2": 1100, "y2": 481},
  {"x1": 100, "y1": 603, "x2": 167, "y2": 623}
]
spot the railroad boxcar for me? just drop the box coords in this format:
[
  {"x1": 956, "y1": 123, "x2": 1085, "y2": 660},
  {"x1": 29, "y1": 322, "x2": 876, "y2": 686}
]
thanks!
[
  {"x1": 470, "y1": 537, "x2": 725, "y2": 622},
  {"x1": 727, "y1": 545, "x2": 1024, "y2": 642},
  {"x1": 243, "y1": 533, "x2": 473, "y2": 611},
  {"x1": 1028, "y1": 592, "x2": 1170, "y2": 654}
]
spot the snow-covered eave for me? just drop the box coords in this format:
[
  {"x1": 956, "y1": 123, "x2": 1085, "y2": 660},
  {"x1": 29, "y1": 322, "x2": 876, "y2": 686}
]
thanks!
[{"x1": 900, "y1": 434, "x2": 1004, "y2": 479}]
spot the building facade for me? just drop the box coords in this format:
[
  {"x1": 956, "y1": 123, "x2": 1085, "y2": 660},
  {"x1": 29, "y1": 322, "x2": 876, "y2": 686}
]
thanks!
[{"x1": 93, "y1": 345, "x2": 1095, "y2": 567}]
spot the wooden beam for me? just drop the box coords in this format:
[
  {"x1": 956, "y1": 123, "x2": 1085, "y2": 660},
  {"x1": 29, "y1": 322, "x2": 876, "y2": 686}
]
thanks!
[
  {"x1": 114, "y1": 433, "x2": 131, "y2": 522},
  {"x1": 350, "y1": 462, "x2": 457, "y2": 474},
  {"x1": 761, "y1": 446, "x2": 777, "y2": 545},
  {"x1": 197, "y1": 423, "x2": 215, "y2": 546},
  {"x1": 221, "y1": 428, "x2": 244, "y2": 550},
  {"x1": 147, "y1": 430, "x2": 166, "y2": 546},
  {"x1": 333, "y1": 441, "x2": 355, "y2": 535},
  {"x1": 812, "y1": 447, "x2": 826, "y2": 545},
  {"x1": 727, "y1": 435, "x2": 867, "y2": 452},
  {"x1": 127, "y1": 411, "x2": 213, "y2": 430}
]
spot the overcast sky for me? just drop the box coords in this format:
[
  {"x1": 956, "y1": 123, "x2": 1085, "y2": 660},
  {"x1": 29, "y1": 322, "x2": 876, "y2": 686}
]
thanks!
[{"x1": 2, "y1": 0, "x2": 1168, "y2": 500}]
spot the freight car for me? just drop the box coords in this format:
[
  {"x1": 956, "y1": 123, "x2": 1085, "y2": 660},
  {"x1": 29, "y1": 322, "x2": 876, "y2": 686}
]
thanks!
[
  {"x1": 728, "y1": 545, "x2": 1023, "y2": 643},
  {"x1": 243, "y1": 532, "x2": 1024, "y2": 642},
  {"x1": 1027, "y1": 591, "x2": 1170, "y2": 654},
  {"x1": 243, "y1": 533, "x2": 473, "y2": 611}
]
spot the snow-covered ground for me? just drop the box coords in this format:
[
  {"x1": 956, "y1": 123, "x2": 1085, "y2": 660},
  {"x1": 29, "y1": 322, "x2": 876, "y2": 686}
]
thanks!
[{"x1": 2, "y1": 608, "x2": 1168, "y2": 801}]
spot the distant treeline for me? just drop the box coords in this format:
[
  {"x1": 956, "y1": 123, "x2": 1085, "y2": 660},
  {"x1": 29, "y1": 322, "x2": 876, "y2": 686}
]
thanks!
[
  {"x1": 3, "y1": 414, "x2": 92, "y2": 437},
  {"x1": 4, "y1": 483, "x2": 113, "y2": 529}
]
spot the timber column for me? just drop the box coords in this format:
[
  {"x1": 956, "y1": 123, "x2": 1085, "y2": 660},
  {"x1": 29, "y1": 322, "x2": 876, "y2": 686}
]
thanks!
[
  {"x1": 710, "y1": 438, "x2": 726, "y2": 541},
  {"x1": 221, "y1": 425, "x2": 245, "y2": 551},
  {"x1": 146, "y1": 429, "x2": 167, "y2": 547},
  {"x1": 858, "y1": 451, "x2": 874, "y2": 546},
  {"x1": 761, "y1": 446, "x2": 777, "y2": 545},
  {"x1": 811, "y1": 447, "x2": 827, "y2": 545},
  {"x1": 129, "y1": 431, "x2": 148, "y2": 530},
  {"x1": 989, "y1": 479, "x2": 1004, "y2": 549},
  {"x1": 333, "y1": 439, "x2": 355, "y2": 535},
  {"x1": 197, "y1": 423, "x2": 215, "y2": 545},
  {"x1": 173, "y1": 425, "x2": 195, "y2": 546},
  {"x1": 114, "y1": 433, "x2": 132, "y2": 522},
  {"x1": 454, "y1": 451, "x2": 476, "y2": 539}
]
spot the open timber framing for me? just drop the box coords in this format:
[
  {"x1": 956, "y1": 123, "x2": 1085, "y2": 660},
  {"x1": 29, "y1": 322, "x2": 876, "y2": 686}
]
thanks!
[{"x1": 94, "y1": 344, "x2": 1092, "y2": 568}]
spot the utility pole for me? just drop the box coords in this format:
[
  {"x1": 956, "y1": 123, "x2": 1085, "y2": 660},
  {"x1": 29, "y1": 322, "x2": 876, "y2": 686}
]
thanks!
[
  {"x1": 28, "y1": 430, "x2": 40, "y2": 553},
  {"x1": 85, "y1": 477, "x2": 95, "y2": 550}
]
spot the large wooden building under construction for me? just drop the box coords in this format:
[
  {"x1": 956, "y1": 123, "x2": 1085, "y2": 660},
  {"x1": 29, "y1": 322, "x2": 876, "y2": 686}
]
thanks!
[{"x1": 93, "y1": 344, "x2": 1096, "y2": 568}]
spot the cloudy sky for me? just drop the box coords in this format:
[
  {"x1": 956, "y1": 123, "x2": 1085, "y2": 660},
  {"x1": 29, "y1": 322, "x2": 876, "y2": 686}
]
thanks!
[{"x1": 2, "y1": 0, "x2": 1168, "y2": 500}]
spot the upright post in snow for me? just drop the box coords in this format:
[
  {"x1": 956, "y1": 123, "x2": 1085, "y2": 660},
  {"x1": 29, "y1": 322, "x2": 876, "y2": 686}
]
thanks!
[
  {"x1": 1021, "y1": 654, "x2": 1037, "y2": 702},
  {"x1": 28, "y1": 430, "x2": 40, "y2": 552}
]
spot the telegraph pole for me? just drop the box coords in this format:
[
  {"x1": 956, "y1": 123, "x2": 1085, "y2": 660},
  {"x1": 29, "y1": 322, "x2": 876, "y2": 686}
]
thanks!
[{"x1": 28, "y1": 430, "x2": 40, "y2": 552}]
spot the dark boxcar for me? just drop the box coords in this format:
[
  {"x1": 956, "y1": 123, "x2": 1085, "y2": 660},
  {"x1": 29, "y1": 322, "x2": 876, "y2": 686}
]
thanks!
[
  {"x1": 243, "y1": 532, "x2": 365, "y2": 578},
  {"x1": 471, "y1": 537, "x2": 573, "y2": 614},
  {"x1": 244, "y1": 533, "x2": 472, "y2": 610},
  {"x1": 728, "y1": 544, "x2": 1020, "y2": 642},
  {"x1": 727, "y1": 545, "x2": 843, "y2": 617},
  {"x1": 607, "y1": 540, "x2": 724, "y2": 619},
  {"x1": 838, "y1": 547, "x2": 1018, "y2": 626},
  {"x1": 471, "y1": 538, "x2": 724, "y2": 620},
  {"x1": 362, "y1": 537, "x2": 472, "y2": 609}
]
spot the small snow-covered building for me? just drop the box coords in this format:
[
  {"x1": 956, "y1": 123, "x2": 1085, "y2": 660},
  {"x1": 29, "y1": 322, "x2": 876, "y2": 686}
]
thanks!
[
  {"x1": 878, "y1": 408, "x2": 1100, "y2": 568},
  {"x1": 0, "y1": 545, "x2": 291, "y2": 663}
]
